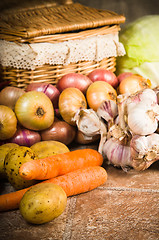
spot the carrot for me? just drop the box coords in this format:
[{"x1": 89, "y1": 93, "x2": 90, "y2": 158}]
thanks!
[
  {"x1": 0, "y1": 166, "x2": 107, "y2": 212},
  {"x1": 19, "y1": 148, "x2": 103, "y2": 180}
]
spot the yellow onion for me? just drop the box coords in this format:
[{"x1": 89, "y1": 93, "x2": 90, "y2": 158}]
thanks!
[
  {"x1": 58, "y1": 88, "x2": 87, "y2": 126},
  {"x1": 15, "y1": 91, "x2": 54, "y2": 131},
  {"x1": 86, "y1": 81, "x2": 117, "y2": 111},
  {"x1": 0, "y1": 105, "x2": 17, "y2": 140},
  {"x1": 118, "y1": 74, "x2": 151, "y2": 95}
]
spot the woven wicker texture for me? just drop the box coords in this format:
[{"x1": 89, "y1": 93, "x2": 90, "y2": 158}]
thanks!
[
  {"x1": 0, "y1": 3, "x2": 125, "y2": 42},
  {"x1": 0, "y1": 2, "x2": 125, "y2": 89},
  {"x1": 1, "y1": 57, "x2": 116, "y2": 89}
]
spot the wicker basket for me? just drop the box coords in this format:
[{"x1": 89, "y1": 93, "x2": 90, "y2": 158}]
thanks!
[{"x1": 0, "y1": 2, "x2": 125, "y2": 89}]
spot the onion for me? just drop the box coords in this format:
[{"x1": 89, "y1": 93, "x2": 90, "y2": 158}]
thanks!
[
  {"x1": 58, "y1": 87, "x2": 87, "y2": 126},
  {"x1": 9, "y1": 126, "x2": 41, "y2": 147},
  {"x1": 0, "y1": 86, "x2": 25, "y2": 110},
  {"x1": 88, "y1": 69, "x2": 118, "y2": 88},
  {"x1": 118, "y1": 74, "x2": 152, "y2": 95},
  {"x1": 117, "y1": 72, "x2": 133, "y2": 83},
  {"x1": 75, "y1": 130, "x2": 100, "y2": 145},
  {"x1": 26, "y1": 83, "x2": 60, "y2": 108},
  {"x1": 40, "y1": 117, "x2": 76, "y2": 145},
  {"x1": 56, "y1": 73, "x2": 92, "y2": 94},
  {"x1": 86, "y1": 81, "x2": 117, "y2": 111},
  {"x1": 15, "y1": 91, "x2": 54, "y2": 131},
  {"x1": 0, "y1": 105, "x2": 17, "y2": 140}
]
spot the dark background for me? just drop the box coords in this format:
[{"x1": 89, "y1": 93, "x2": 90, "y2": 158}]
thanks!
[{"x1": 0, "y1": 0, "x2": 159, "y2": 25}]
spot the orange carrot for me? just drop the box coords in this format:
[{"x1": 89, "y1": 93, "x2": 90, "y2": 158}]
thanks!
[
  {"x1": 0, "y1": 166, "x2": 107, "y2": 212},
  {"x1": 19, "y1": 149, "x2": 103, "y2": 180}
]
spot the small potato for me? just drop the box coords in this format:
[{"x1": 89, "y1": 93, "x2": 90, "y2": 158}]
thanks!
[
  {"x1": 4, "y1": 146, "x2": 37, "y2": 190},
  {"x1": 0, "y1": 143, "x2": 19, "y2": 179},
  {"x1": 19, "y1": 183, "x2": 67, "y2": 224},
  {"x1": 30, "y1": 140, "x2": 69, "y2": 159}
]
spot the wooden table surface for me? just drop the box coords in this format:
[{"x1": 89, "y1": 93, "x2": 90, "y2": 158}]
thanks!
[{"x1": 0, "y1": 142, "x2": 159, "y2": 240}]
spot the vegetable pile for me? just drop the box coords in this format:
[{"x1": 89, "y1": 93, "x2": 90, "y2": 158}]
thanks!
[
  {"x1": 0, "y1": 69, "x2": 159, "y2": 174},
  {"x1": 0, "y1": 28, "x2": 159, "y2": 224}
]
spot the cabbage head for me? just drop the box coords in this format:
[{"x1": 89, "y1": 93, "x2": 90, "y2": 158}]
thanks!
[{"x1": 116, "y1": 15, "x2": 159, "y2": 87}]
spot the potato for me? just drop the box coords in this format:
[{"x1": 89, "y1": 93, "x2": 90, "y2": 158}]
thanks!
[
  {"x1": 0, "y1": 143, "x2": 19, "y2": 179},
  {"x1": 19, "y1": 183, "x2": 67, "y2": 224},
  {"x1": 4, "y1": 146, "x2": 38, "y2": 190},
  {"x1": 30, "y1": 140, "x2": 70, "y2": 159}
]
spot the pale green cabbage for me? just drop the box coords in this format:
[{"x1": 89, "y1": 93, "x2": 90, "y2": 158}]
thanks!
[{"x1": 116, "y1": 15, "x2": 159, "y2": 87}]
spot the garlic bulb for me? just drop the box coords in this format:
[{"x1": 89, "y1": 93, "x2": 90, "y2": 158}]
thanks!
[
  {"x1": 101, "y1": 88, "x2": 159, "y2": 172},
  {"x1": 97, "y1": 99, "x2": 118, "y2": 122},
  {"x1": 73, "y1": 108, "x2": 107, "y2": 153},
  {"x1": 127, "y1": 102, "x2": 159, "y2": 135},
  {"x1": 130, "y1": 133, "x2": 159, "y2": 171},
  {"x1": 102, "y1": 137, "x2": 132, "y2": 171},
  {"x1": 117, "y1": 88, "x2": 158, "y2": 134},
  {"x1": 127, "y1": 88, "x2": 158, "y2": 114}
]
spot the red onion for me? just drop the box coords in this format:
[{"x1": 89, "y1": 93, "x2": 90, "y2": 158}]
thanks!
[
  {"x1": 9, "y1": 126, "x2": 41, "y2": 147},
  {"x1": 117, "y1": 72, "x2": 133, "y2": 83},
  {"x1": 0, "y1": 86, "x2": 25, "y2": 110},
  {"x1": 56, "y1": 73, "x2": 92, "y2": 94},
  {"x1": 88, "y1": 69, "x2": 118, "y2": 88},
  {"x1": 26, "y1": 83, "x2": 60, "y2": 108}
]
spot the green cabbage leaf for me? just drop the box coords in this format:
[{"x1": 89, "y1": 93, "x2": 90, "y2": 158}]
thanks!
[{"x1": 116, "y1": 15, "x2": 159, "y2": 87}]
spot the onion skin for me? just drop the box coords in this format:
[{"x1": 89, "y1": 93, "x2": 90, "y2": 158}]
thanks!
[
  {"x1": 56, "y1": 73, "x2": 92, "y2": 94},
  {"x1": 0, "y1": 86, "x2": 25, "y2": 110},
  {"x1": 40, "y1": 118, "x2": 76, "y2": 146},
  {"x1": 0, "y1": 105, "x2": 17, "y2": 140},
  {"x1": 59, "y1": 87, "x2": 87, "y2": 126},
  {"x1": 9, "y1": 127, "x2": 41, "y2": 147},
  {"x1": 26, "y1": 83, "x2": 60, "y2": 108},
  {"x1": 88, "y1": 69, "x2": 118, "y2": 88}
]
